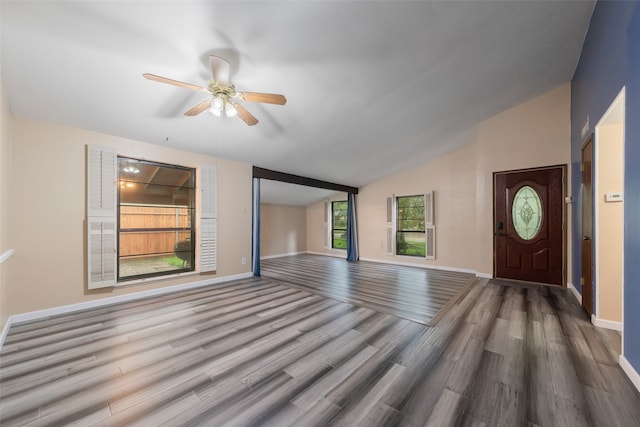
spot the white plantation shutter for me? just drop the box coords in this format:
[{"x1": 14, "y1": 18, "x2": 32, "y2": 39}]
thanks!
[
  {"x1": 424, "y1": 191, "x2": 434, "y2": 226},
  {"x1": 200, "y1": 165, "x2": 217, "y2": 272},
  {"x1": 200, "y1": 217, "x2": 217, "y2": 272},
  {"x1": 87, "y1": 145, "x2": 117, "y2": 217},
  {"x1": 424, "y1": 191, "x2": 435, "y2": 260},
  {"x1": 88, "y1": 218, "x2": 117, "y2": 288},
  {"x1": 324, "y1": 201, "x2": 330, "y2": 249},
  {"x1": 86, "y1": 145, "x2": 117, "y2": 289},
  {"x1": 386, "y1": 196, "x2": 395, "y2": 255},
  {"x1": 426, "y1": 225, "x2": 436, "y2": 260},
  {"x1": 200, "y1": 165, "x2": 218, "y2": 218}
]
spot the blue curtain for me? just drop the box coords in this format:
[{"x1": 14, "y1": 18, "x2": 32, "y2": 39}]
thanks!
[
  {"x1": 252, "y1": 178, "x2": 261, "y2": 276},
  {"x1": 346, "y1": 192, "x2": 359, "y2": 262}
]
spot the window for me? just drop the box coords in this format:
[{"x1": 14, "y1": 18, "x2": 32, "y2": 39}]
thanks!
[
  {"x1": 87, "y1": 145, "x2": 217, "y2": 289},
  {"x1": 512, "y1": 185, "x2": 542, "y2": 240},
  {"x1": 118, "y1": 157, "x2": 196, "y2": 280},
  {"x1": 396, "y1": 195, "x2": 426, "y2": 257},
  {"x1": 332, "y1": 200, "x2": 348, "y2": 249}
]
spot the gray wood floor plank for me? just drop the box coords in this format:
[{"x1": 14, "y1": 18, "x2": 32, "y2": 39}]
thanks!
[
  {"x1": 547, "y1": 342, "x2": 587, "y2": 405},
  {"x1": 551, "y1": 395, "x2": 591, "y2": 427},
  {"x1": 425, "y1": 387, "x2": 466, "y2": 427},
  {"x1": 501, "y1": 336, "x2": 526, "y2": 391},
  {"x1": 263, "y1": 397, "x2": 341, "y2": 427},
  {"x1": 392, "y1": 357, "x2": 457, "y2": 427},
  {"x1": 527, "y1": 319, "x2": 545, "y2": 356},
  {"x1": 567, "y1": 336, "x2": 610, "y2": 391},
  {"x1": 542, "y1": 312, "x2": 565, "y2": 344},
  {"x1": 485, "y1": 317, "x2": 509, "y2": 354},
  {"x1": 361, "y1": 401, "x2": 400, "y2": 426},
  {"x1": 465, "y1": 350, "x2": 504, "y2": 424},
  {"x1": 492, "y1": 382, "x2": 526, "y2": 426},
  {"x1": 579, "y1": 324, "x2": 618, "y2": 366},
  {"x1": 526, "y1": 354, "x2": 556, "y2": 427},
  {"x1": 328, "y1": 362, "x2": 405, "y2": 426},
  {"x1": 445, "y1": 337, "x2": 485, "y2": 394},
  {"x1": 291, "y1": 344, "x2": 378, "y2": 410},
  {"x1": 123, "y1": 391, "x2": 202, "y2": 427}
]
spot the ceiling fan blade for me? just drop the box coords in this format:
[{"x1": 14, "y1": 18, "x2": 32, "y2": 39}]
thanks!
[
  {"x1": 229, "y1": 101, "x2": 258, "y2": 126},
  {"x1": 184, "y1": 99, "x2": 212, "y2": 116},
  {"x1": 240, "y1": 92, "x2": 287, "y2": 105},
  {"x1": 209, "y1": 55, "x2": 230, "y2": 84},
  {"x1": 143, "y1": 73, "x2": 202, "y2": 91}
]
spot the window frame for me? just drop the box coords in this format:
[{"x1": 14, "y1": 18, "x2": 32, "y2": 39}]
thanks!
[
  {"x1": 331, "y1": 200, "x2": 348, "y2": 250},
  {"x1": 117, "y1": 156, "x2": 196, "y2": 282},
  {"x1": 395, "y1": 194, "x2": 426, "y2": 258}
]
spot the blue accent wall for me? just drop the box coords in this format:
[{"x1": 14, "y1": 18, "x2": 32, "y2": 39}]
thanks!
[
  {"x1": 571, "y1": 1, "x2": 640, "y2": 371},
  {"x1": 624, "y1": 3, "x2": 640, "y2": 371}
]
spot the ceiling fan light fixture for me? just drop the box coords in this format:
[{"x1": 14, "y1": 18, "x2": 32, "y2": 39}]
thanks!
[
  {"x1": 144, "y1": 55, "x2": 284, "y2": 126},
  {"x1": 225, "y1": 102, "x2": 237, "y2": 117},
  {"x1": 209, "y1": 96, "x2": 224, "y2": 116}
]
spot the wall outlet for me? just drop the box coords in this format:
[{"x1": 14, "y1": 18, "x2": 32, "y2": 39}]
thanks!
[{"x1": 241, "y1": 257, "x2": 247, "y2": 265}]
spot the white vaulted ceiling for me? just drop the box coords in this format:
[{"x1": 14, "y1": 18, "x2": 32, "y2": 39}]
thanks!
[{"x1": 1, "y1": 1, "x2": 594, "y2": 204}]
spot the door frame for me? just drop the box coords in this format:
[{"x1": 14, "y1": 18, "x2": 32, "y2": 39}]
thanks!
[
  {"x1": 581, "y1": 138, "x2": 594, "y2": 315},
  {"x1": 493, "y1": 164, "x2": 567, "y2": 286},
  {"x1": 591, "y1": 87, "x2": 626, "y2": 333}
]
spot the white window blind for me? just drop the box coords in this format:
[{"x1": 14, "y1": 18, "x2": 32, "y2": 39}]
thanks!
[
  {"x1": 200, "y1": 165, "x2": 217, "y2": 272},
  {"x1": 86, "y1": 145, "x2": 117, "y2": 289}
]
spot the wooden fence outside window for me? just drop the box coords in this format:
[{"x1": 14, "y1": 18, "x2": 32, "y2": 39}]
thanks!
[{"x1": 119, "y1": 205, "x2": 191, "y2": 258}]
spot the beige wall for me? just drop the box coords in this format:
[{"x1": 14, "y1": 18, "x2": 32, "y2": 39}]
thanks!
[
  {"x1": 307, "y1": 193, "x2": 348, "y2": 257},
  {"x1": 356, "y1": 141, "x2": 478, "y2": 270},
  {"x1": 1, "y1": 76, "x2": 13, "y2": 330},
  {"x1": 475, "y1": 83, "x2": 572, "y2": 277},
  {"x1": 596, "y1": 122, "x2": 624, "y2": 323},
  {"x1": 309, "y1": 84, "x2": 572, "y2": 278},
  {"x1": 260, "y1": 204, "x2": 307, "y2": 258},
  {"x1": 2, "y1": 117, "x2": 253, "y2": 324}
]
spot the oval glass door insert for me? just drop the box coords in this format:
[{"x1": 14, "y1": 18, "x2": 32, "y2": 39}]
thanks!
[{"x1": 512, "y1": 185, "x2": 542, "y2": 240}]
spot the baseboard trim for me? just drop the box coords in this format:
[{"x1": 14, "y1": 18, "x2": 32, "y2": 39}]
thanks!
[
  {"x1": 306, "y1": 251, "x2": 346, "y2": 259},
  {"x1": 358, "y1": 257, "x2": 477, "y2": 275},
  {"x1": 620, "y1": 355, "x2": 640, "y2": 393},
  {"x1": 0, "y1": 272, "x2": 253, "y2": 349},
  {"x1": 0, "y1": 249, "x2": 14, "y2": 264},
  {"x1": 567, "y1": 282, "x2": 582, "y2": 304},
  {"x1": 296, "y1": 253, "x2": 482, "y2": 277},
  {"x1": 260, "y1": 251, "x2": 306, "y2": 260},
  {"x1": 591, "y1": 315, "x2": 623, "y2": 331},
  {"x1": 0, "y1": 319, "x2": 13, "y2": 350}
]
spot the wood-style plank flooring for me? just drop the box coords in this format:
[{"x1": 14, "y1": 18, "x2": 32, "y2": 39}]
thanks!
[
  {"x1": 1, "y1": 256, "x2": 639, "y2": 426},
  {"x1": 261, "y1": 255, "x2": 476, "y2": 326}
]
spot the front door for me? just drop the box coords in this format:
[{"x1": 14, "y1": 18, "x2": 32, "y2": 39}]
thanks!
[{"x1": 494, "y1": 166, "x2": 565, "y2": 285}]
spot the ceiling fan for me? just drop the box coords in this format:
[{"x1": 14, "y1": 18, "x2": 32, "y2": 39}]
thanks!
[{"x1": 143, "y1": 55, "x2": 286, "y2": 126}]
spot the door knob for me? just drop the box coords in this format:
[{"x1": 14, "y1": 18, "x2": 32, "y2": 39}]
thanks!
[{"x1": 583, "y1": 236, "x2": 591, "y2": 241}]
